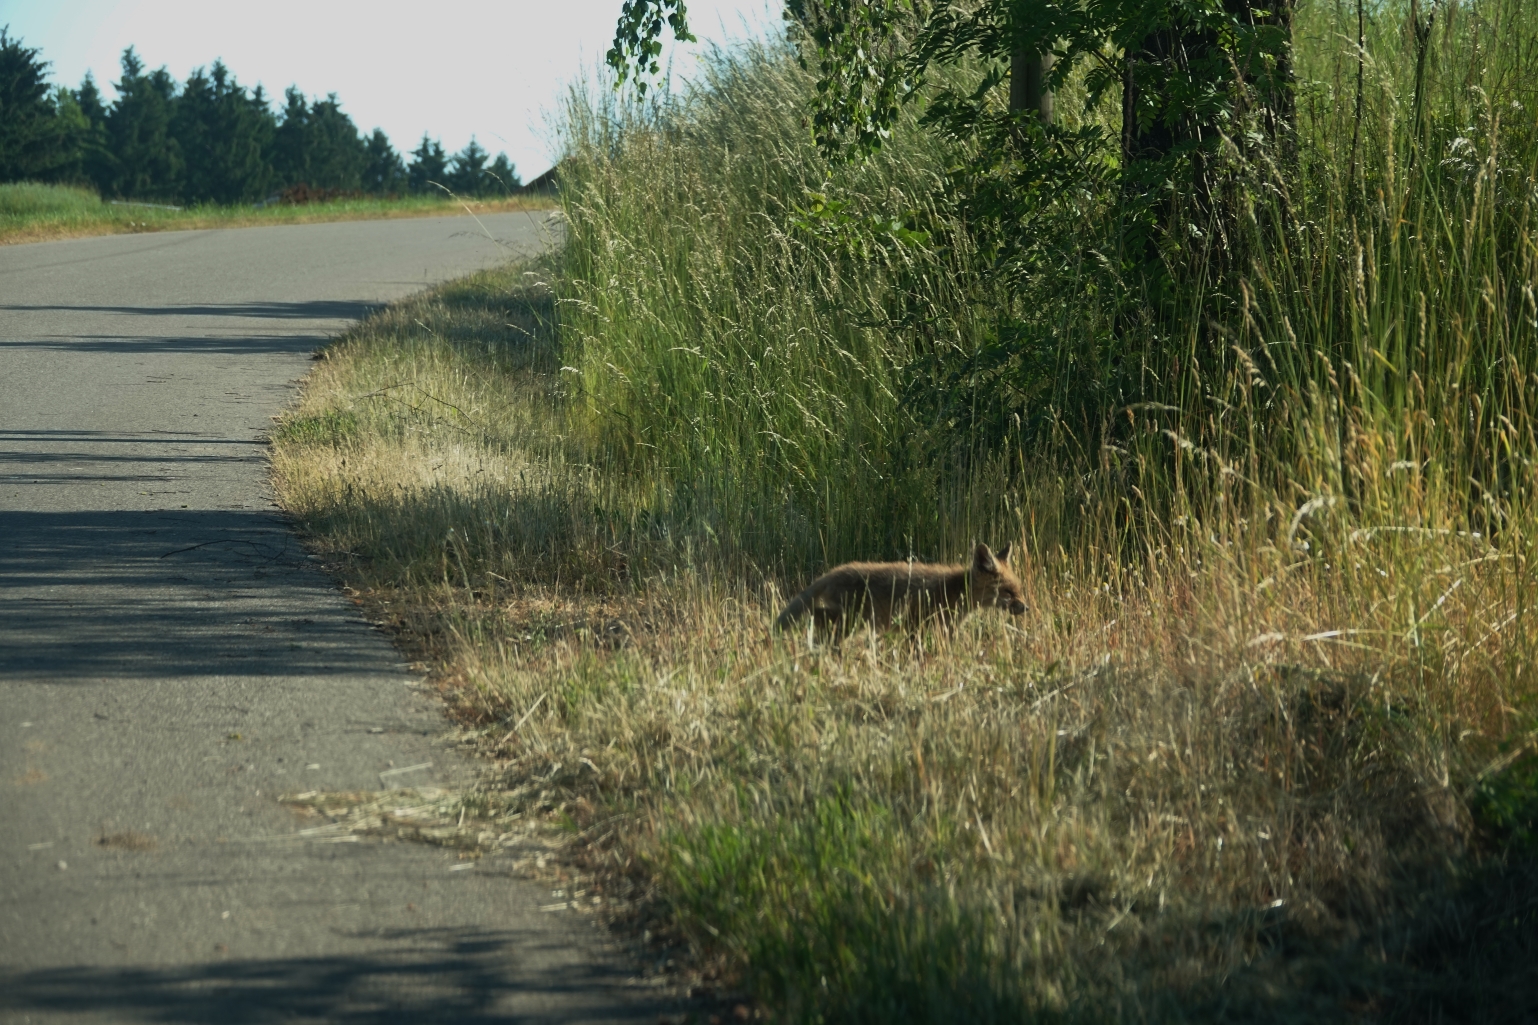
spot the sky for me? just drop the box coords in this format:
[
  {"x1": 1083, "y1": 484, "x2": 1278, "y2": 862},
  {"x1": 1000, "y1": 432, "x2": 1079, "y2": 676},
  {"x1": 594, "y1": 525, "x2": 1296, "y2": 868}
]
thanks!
[{"x1": 0, "y1": 1, "x2": 781, "y2": 181}]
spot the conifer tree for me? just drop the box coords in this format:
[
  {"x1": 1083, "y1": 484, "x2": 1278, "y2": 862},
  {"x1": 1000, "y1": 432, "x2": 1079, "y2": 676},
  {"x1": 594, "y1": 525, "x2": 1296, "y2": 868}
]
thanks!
[
  {"x1": 73, "y1": 73, "x2": 114, "y2": 193},
  {"x1": 247, "y1": 83, "x2": 275, "y2": 197},
  {"x1": 362, "y1": 128, "x2": 406, "y2": 194},
  {"x1": 303, "y1": 94, "x2": 367, "y2": 190},
  {"x1": 175, "y1": 66, "x2": 215, "y2": 187},
  {"x1": 407, "y1": 134, "x2": 448, "y2": 194},
  {"x1": 270, "y1": 86, "x2": 312, "y2": 187},
  {"x1": 447, "y1": 137, "x2": 489, "y2": 195},
  {"x1": 104, "y1": 48, "x2": 182, "y2": 200},
  {"x1": 486, "y1": 152, "x2": 520, "y2": 193},
  {"x1": 0, "y1": 27, "x2": 74, "y2": 182},
  {"x1": 271, "y1": 87, "x2": 366, "y2": 191},
  {"x1": 47, "y1": 85, "x2": 90, "y2": 183},
  {"x1": 173, "y1": 61, "x2": 274, "y2": 204}
]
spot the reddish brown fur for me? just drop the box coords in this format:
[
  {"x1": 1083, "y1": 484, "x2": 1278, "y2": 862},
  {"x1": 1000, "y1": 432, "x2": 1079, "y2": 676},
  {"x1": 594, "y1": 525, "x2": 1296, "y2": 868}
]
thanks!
[{"x1": 775, "y1": 543, "x2": 1027, "y2": 632}]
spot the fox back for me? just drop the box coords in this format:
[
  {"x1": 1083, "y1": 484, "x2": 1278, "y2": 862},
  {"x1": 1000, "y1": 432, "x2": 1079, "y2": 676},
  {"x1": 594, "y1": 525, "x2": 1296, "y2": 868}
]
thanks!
[{"x1": 775, "y1": 543, "x2": 1026, "y2": 632}]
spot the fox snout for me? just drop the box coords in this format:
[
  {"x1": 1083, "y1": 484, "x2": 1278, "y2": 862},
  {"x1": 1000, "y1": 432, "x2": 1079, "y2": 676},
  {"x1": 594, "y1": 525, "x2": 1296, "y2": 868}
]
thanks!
[{"x1": 989, "y1": 591, "x2": 1026, "y2": 615}]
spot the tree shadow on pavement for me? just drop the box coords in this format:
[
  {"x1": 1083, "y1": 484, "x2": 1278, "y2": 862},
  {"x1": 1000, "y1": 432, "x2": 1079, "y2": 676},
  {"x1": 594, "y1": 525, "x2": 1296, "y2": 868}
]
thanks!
[
  {"x1": 0, "y1": 300, "x2": 380, "y2": 322},
  {"x1": 0, "y1": 926, "x2": 671, "y2": 1024},
  {"x1": 0, "y1": 510, "x2": 381, "y2": 681}
]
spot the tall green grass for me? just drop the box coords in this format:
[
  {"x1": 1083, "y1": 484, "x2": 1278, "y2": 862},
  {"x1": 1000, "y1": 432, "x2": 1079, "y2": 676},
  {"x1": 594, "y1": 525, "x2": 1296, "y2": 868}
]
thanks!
[
  {"x1": 556, "y1": 52, "x2": 970, "y2": 573},
  {"x1": 0, "y1": 181, "x2": 105, "y2": 218},
  {"x1": 556, "y1": 0, "x2": 1538, "y2": 574}
]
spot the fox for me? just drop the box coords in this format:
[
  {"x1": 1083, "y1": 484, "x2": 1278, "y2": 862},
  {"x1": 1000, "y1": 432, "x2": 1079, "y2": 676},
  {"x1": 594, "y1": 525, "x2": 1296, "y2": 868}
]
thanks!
[{"x1": 774, "y1": 543, "x2": 1027, "y2": 633}]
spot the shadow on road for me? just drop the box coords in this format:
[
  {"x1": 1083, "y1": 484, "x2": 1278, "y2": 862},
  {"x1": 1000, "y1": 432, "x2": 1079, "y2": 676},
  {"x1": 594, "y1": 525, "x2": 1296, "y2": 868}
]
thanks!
[
  {"x1": 0, "y1": 299, "x2": 384, "y2": 356},
  {"x1": 0, "y1": 510, "x2": 381, "y2": 681},
  {"x1": 0, "y1": 299, "x2": 380, "y2": 322},
  {"x1": 1, "y1": 431, "x2": 262, "y2": 446},
  {"x1": 1, "y1": 430, "x2": 264, "y2": 485},
  {"x1": 0, "y1": 333, "x2": 341, "y2": 356},
  {"x1": 0, "y1": 927, "x2": 665, "y2": 1024}
]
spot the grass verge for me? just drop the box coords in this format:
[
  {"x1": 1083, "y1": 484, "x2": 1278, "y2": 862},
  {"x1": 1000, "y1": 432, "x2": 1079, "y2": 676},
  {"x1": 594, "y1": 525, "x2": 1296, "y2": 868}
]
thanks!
[
  {"x1": 271, "y1": 1, "x2": 1538, "y2": 1017},
  {"x1": 0, "y1": 181, "x2": 556, "y2": 246},
  {"x1": 273, "y1": 262, "x2": 1538, "y2": 1021}
]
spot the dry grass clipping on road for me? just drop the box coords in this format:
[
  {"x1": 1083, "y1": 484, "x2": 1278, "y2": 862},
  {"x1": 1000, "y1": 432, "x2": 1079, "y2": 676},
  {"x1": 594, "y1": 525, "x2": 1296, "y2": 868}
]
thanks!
[{"x1": 271, "y1": 265, "x2": 1538, "y2": 1023}]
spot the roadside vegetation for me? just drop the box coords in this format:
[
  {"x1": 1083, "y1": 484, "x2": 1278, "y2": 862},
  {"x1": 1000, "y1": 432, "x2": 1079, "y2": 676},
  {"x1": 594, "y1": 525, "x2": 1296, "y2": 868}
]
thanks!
[
  {"x1": 0, "y1": 181, "x2": 554, "y2": 246},
  {"x1": 273, "y1": 0, "x2": 1538, "y2": 1020}
]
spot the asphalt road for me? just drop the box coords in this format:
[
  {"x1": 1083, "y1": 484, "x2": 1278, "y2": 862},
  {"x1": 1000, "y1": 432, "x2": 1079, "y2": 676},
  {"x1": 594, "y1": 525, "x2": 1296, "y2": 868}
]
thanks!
[{"x1": 0, "y1": 216, "x2": 666, "y2": 1024}]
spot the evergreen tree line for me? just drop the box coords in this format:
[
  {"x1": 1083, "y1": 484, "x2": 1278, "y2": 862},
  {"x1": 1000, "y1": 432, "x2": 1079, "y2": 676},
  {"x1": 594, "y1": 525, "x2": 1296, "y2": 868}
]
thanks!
[{"x1": 0, "y1": 28, "x2": 519, "y2": 204}]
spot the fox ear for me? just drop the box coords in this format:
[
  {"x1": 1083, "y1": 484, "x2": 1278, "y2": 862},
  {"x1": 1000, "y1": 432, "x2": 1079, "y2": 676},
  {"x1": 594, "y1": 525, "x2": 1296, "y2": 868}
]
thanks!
[
  {"x1": 972, "y1": 543, "x2": 998, "y2": 574},
  {"x1": 996, "y1": 543, "x2": 1012, "y2": 563}
]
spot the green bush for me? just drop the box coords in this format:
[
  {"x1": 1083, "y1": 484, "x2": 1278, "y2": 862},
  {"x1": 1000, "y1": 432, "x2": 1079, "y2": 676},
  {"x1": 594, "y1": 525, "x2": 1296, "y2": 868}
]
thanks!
[
  {"x1": 271, "y1": 410, "x2": 359, "y2": 448},
  {"x1": 0, "y1": 181, "x2": 102, "y2": 217}
]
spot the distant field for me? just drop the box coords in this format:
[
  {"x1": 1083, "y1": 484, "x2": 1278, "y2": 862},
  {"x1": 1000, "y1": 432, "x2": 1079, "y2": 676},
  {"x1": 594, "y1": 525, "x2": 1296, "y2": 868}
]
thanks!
[{"x1": 0, "y1": 182, "x2": 556, "y2": 245}]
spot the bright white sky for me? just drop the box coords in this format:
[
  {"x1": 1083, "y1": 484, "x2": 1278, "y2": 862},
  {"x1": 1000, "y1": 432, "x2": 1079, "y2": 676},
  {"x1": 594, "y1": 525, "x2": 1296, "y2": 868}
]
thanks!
[{"x1": 0, "y1": 0, "x2": 781, "y2": 181}]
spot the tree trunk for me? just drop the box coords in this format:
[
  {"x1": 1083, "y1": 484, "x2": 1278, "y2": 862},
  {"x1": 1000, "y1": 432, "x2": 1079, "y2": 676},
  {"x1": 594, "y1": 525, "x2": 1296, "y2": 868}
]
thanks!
[
  {"x1": 1121, "y1": 0, "x2": 1294, "y2": 172},
  {"x1": 1010, "y1": 47, "x2": 1053, "y2": 124},
  {"x1": 1121, "y1": 28, "x2": 1180, "y2": 167},
  {"x1": 1119, "y1": 0, "x2": 1295, "y2": 257}
]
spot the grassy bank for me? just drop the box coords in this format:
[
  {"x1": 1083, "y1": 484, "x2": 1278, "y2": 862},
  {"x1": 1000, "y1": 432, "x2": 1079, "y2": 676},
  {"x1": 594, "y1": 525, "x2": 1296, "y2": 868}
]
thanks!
[
  {"x1": 272, "y1": 0, "x2": 1538, "y2": 1020},
  {"x1": 0, "y1": 181, "x2": 555, "y2": 245}
]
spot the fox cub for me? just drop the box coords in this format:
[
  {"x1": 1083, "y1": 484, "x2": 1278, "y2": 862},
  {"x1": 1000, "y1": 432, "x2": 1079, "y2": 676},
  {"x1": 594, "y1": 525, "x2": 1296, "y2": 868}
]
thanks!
[{"x1": 775, "y1": 543, "x2": 1027, "y2": 633}]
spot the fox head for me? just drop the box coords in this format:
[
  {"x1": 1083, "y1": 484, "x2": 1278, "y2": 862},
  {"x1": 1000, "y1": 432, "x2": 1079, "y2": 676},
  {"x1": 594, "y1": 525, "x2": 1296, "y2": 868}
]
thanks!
[{"x1": 969, "y1": 543, "x2": 1027, "y2": 616}]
